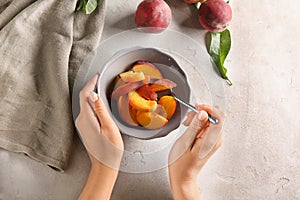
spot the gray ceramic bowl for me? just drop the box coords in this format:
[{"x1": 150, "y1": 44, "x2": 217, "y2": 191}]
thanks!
[{"x1": 98, "y1": 47, "x2": 191, "y2": 140}]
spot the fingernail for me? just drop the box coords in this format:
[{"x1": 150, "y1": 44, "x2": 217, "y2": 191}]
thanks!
[
  {"x1": 198, "y1": 110, "x2": 207, "y2": 121},
  {"x1": 90, "y1": 92, "x2": 99, "y2": 102}
]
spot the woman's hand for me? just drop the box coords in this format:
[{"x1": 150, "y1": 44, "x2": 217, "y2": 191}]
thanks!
[
  {"x1": 75, "y1": 74, "x2": 124, "y2": 166},
  {"x1": 75, "y1": 74, "x2": 124, "y2": 200},
  {"x1": 168, "y1": 104, "x2": 225, "y2": 200}
]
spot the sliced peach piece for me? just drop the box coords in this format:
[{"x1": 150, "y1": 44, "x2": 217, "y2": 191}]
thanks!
[
  {"x1": 132, "y1": 61, "x2": 163, "y2": 79},
  {"x1": 118, "y1": 95, "x2": 138, "y2": 126},
  {"x1": 153, "y1": 104, "x2": 168, "y2": 119},
  {"x1": 111, "y1": 81, "x2": 143, "y2": 99},
  {"x1": 129, "y1": 107, "x2": 138, "y2": 124},
  {"x1": 142, "y1": 75, "x2": 151, "y2": 85},
  {"x1": 136, "y1": 84, "x2": 158, "y2": 100},
  {"x1": 119, "y1": 70, "x2": 145, "y2": 83},
  {"x1": 158, "y1": 96, "x2": 176, "y2": 119},
  {"x1": 114, "y1": 76, "x2": 126, "y2": 89},
  {"x1": 128, "y1": 91, "x2": 157, "y2": 111},
  {"x1": 136, "y1": 111, "x2": 168, "y2": 129},
  {"x1": 149, "y1": 79, "x2": 177, "y2": 92}
]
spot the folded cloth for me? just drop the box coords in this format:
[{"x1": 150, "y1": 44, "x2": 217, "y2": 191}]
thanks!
[{"x1": 0, "y1": 0, "x2": 105, "y2": 171}]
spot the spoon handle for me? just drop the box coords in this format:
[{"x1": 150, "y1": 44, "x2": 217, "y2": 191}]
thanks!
[{"x1": 173, "y1": 96, "x2": 219, "y2": 125}]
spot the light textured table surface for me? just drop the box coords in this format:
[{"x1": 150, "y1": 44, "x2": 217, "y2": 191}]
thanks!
[{"x1": 1, "y1": 0, "x2": 299, "y2": 199}]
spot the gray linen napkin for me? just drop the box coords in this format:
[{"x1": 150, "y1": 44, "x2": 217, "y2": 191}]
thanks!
[{"x1": 0, "y1": 0, "x2": 105, "y2": 171}]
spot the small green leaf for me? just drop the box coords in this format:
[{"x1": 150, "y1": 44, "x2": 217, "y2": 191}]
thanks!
[
  {"x1": 209, "y1": 29, "x2": 232, "y2": 85},
  {"x1": 194, "y1": 2, "x2": 201, "y2": 10},
  {"x1": 83, "y1": 0, "x2": 98, "y2": 14},
  {"x1": 76, "y1": 0, "x2": 84, "y2": 11}
]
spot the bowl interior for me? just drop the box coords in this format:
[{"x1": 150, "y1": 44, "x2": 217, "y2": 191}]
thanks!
[{"x1": 98, "y1": 48, "x2": 191, "y2": 140}]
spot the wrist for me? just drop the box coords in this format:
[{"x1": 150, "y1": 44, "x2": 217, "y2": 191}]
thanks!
[
  {"x1": 89, "y1": 151, "x2": 123, "y2": 172},
  {"x1": 170, "y1": 178, "x2": 200, "y2": 200},
  {"x1": 89, "y1": 161, "x2": 120, "y2": 189},
  {"x1": 90, "y1": 160, "x2": 120, "y2": 174},
  {"x1": 79, "y1": 158, "x2": 120, "y2": 200}
]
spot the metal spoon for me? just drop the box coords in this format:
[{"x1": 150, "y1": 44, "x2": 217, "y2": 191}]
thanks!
[{"x1": 157, "y1": 88, "x2": 219, "y2": 124}]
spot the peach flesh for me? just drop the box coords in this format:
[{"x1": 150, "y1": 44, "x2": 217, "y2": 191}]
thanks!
[
  {"x1": 132, "y1": 61, "x2": 163, "y2": 80},
  {"x1": 118, "y1": 95, "x2": 138, "y2": 126}
]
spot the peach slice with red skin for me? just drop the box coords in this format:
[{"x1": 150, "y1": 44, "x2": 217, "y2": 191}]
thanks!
[
  {"x1": 149, "y1": 79, "x2": 177, "y2": 92},
  {"x1": 142, "y1": 74, "x2": 151, "y2": 85},
  {"x1": 128, "y1": 91, "x2": 157, "y2": 111},
  {"x1": 111, "y1": 81, "x2": 143, "y2": 99},
  {"x1": 119, "y1": 71, "x2": 145, "y2": 83},
  {"x1": 114, "y1": 76, "x2": 126, "y2": 89},
  {"x1": 136, "y1": 111, "x2": 168, "y2": 129},
  {"x1": 118, "y1": 95, "x2": 138, "y2": 126},
  {"x1": 132, "y1": 61, "x2": 163, "y2": 80},
  {"x1": 136, "y1": 84, "x2": 158, "y2": 100},
  {"x1": 158, "y1": 95, "x2": 176, "y2": 119}
]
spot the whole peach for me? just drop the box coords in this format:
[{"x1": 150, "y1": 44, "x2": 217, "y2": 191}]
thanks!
[
  {"x1": 198, "y1": 0, "x2": 232, "y2": 32},
  {"x1": 135, "y1": 0, "x2": 172, "y2": 33}
]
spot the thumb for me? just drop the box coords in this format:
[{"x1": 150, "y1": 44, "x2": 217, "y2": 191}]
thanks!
[
  {"x1": 177, "y1": 110, "x2": 209, "y2": 150},
  {"x1": 168, "y1": 110, "x2": 209, "y2": 163},
  {"x1": 192, "y1": 126, "x2": 222, "y2": 159},
  {"x1": 186, "y1": 110, "x2": 209, "y2": 138},
  {"x1": 88, "y1": 92, "x2": 115, "y2": 129}
]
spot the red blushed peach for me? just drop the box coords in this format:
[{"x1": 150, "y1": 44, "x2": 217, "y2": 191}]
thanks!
[
  {"x1": 198, "y1": 0, "x2": 232, "y2": 32},
  {"x1": 136, "y1": 111, "x2": 168, "y2": 129},
  {"x1": 142, "y1": 75, "x2": 151, "y2": 85},
  {"x1": 114, "y1": 76, "x2": 126, "y2": 89},
  {"x1": 111, "y1": 81, "x2": 143, "y2": 99},
  {"x1": 128, "y1": 91, "x2": 157, "y2": 111},
  {"x1": 134, "y1": 0, "x2": 172, "y2": 33},
  {"x1": 132, "y1": 61, "x2": 163, "y2": 79},
  {"x1": 119, "y1": 71, "x2": 145, "y2": 83},
  {"x1": 118, "y1": 95, "x2": 138, "y2": 126},
  {"x1": 136, "y1": 84, "x2": 158, "y2": 100},
  {"x1": 149, "y1": 79, "x2": 177, "y2": 92}
]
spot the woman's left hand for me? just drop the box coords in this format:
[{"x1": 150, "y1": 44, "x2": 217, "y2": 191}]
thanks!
[
  {"x1": 75, "y1": 74, "x2": 124, "y2": 200},
  {"x1": 75, "y1": 74, "x2": 124, "y2": 168}
]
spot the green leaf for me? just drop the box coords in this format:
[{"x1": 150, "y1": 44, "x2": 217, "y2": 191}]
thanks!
[
  {"x1": 193, "y1": 2, "x2": 201, "y2": 10},
  {"x1": 76, "y1": 0, "x2": 84, "y2": 11},
  {"x1": 83, "y1": 0, "x2": 98, "y2": 14},
  {"x1": 209, "y1": 29, "x2": 232, "y2": 86}
]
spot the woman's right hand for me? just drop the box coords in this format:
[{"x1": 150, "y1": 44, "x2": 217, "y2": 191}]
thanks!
[{"x1": 168, "y1": 104, "x2": 225, "y2": 200}]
